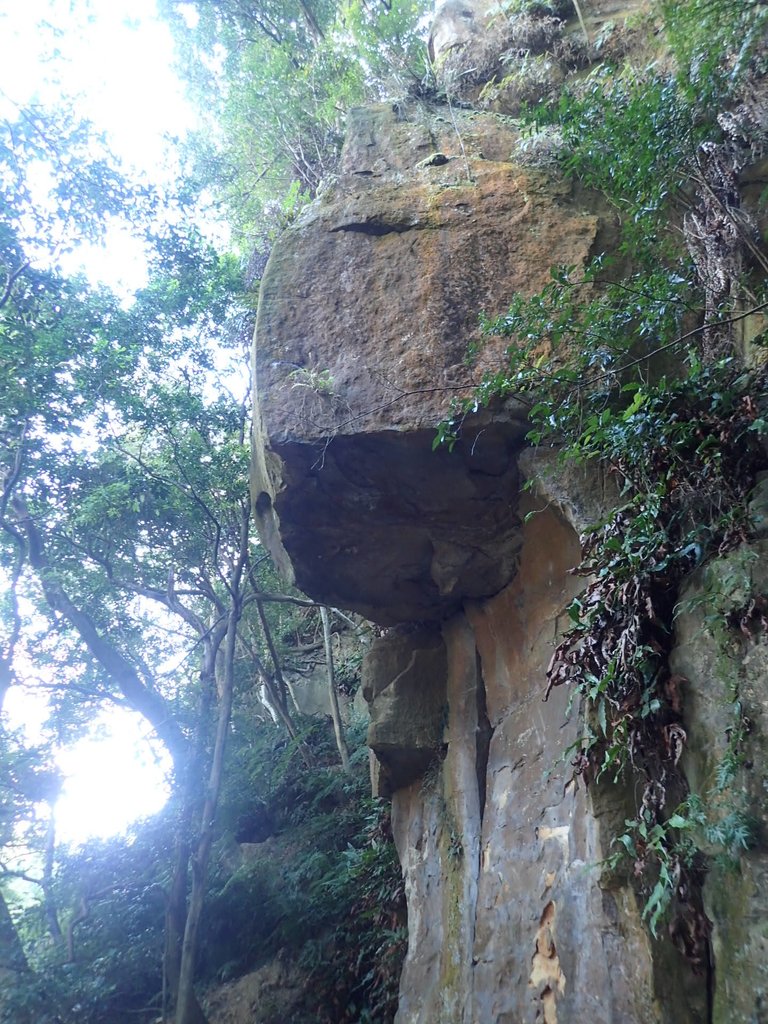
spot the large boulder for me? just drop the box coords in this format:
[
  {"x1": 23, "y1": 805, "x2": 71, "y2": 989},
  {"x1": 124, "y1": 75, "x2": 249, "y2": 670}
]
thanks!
[{"x1": 251, "y1": 101, "x2": 602, "y2": 623}]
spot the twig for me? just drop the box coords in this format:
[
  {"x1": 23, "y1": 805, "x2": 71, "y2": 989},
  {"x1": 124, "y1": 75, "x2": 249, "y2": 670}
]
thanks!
[
  {"x1": 571, "y1": 0, "x2": 591, "y2": 47},
  {"x1": 0, "y1": 260, "x2": 30, "y2": 310},
  {"x1": 446, "y1": 92, "x2": 473, "y2": 184}
]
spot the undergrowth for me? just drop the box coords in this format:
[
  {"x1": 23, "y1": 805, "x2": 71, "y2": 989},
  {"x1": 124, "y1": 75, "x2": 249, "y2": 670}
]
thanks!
[{"x1": 203, "y1": 719, "x2": 406, "y2": 1023}]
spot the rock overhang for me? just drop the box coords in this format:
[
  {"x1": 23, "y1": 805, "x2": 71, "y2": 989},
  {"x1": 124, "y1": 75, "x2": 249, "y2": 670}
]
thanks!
[
  {"x1": 253, "y1": 419, "x2": 528, "y2": 624},
  {"x1": 251, "y1": 101, "x2": 603, "y2": 623}
]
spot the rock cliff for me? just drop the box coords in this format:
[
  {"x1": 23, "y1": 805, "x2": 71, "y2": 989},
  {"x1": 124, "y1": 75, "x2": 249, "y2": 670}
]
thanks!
[
  {"x1": 251, "y1": 3, "x2": 768, "y2": 1021},
  {"x1": 251, "y1": 100, "x2": 601, "y2": 624}
]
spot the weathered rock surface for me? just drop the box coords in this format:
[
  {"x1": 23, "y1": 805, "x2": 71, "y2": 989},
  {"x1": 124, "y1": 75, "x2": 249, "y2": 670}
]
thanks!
[
  {"x1": 671, "y1": 542, "x2": 768, "y2": 1024},
  {"x1": 384, "y1": 501, "x2": 705, "y2": 1024},
  {"x1": 251, "y1": 101, "x2": 602, "y2": 623},
  {"x1": 430, "y1": 0, "x2": 655, "y2": 111},
  {"x1": 363, "y1": 627, "x2": 448, "y2": 795},
  {"x1": 428, "y1": 0, "x2": 497, "y2": 64},
  {"x1": 204, "y1": 954, "x2": 307, "y2": 1024},
  {"x1": 253, "y1": 424, "x2": 526, "y2": 624},
  {"x1": 428, "y1": 0, "x2": 647, "y2": 66}
]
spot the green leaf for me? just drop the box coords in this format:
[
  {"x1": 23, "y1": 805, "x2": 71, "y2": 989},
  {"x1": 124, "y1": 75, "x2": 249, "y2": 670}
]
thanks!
[{"x1": 666, "y1": 813, "x2": 689, "y2": 829}]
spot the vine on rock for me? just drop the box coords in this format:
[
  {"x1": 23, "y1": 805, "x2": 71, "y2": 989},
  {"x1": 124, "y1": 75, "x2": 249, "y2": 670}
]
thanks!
[
  {"x1": 436, "y1": 0, "x2": 768, "y2": 956},
  {"x1": 546, "y1": 358, "x2": 766, "y2": 954}
]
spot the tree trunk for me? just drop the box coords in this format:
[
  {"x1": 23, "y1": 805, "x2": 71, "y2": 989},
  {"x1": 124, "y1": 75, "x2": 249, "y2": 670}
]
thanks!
[
  {"x1": 163, "y1": 799, "x2": 209, "y2": 1024},
  {"x1": 42, "y1": 810, "x2": 63, "y2": 946},
  {"x1": 175, "y1": 512, "x2": 248, "y2": 1024},
  {"x1": 0, "y1": 888, "x2": 28, "y2": 974},
  {"x1": 320, "y1": 607, "x2": 350, "y2": 773},
  {"x1": 0, "y1": 891, "x2": 63, "y2": 1024},
  {"x1": 175, "y1": 606, "x2": 239, "y2": 1024},
  {"x1": 297, "y1": 0, "x2": 325, "y2": 42},
  {"x1": 14, "y1": 502, "x2": 189, "y2": 769},
  {"x1": 252, "y1": 599, "x2": 315, "y2": 768},
  {"x1": 163, "y1": 645, "x2": 219, "y2": 1024}
]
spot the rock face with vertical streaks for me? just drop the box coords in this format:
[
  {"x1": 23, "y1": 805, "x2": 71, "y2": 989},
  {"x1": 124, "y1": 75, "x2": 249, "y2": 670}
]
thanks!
[
  {"x1": 378, "y1": 501, "x2": 705, "y2": 1024},
  {"x1": 250, "y1": 4, "x2": 768, "y2": 1018}
]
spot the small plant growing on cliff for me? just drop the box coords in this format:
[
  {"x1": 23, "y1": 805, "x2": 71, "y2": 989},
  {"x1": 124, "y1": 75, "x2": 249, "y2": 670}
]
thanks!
[
  {"x1": 287, "y1": 366, "x2": 335, "y2": 395},
  {"x1": 512, "y1": 124, "x2": 568, "y2": 167}
]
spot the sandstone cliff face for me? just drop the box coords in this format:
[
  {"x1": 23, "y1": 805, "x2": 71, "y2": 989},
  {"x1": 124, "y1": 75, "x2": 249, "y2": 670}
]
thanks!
[
  {"x1": 251, "y1": 101, "x2": 601, "y2": 624},
  {"x1": 671, "y1": 538, "x2": 768, "y2": 1024},
  {"x1": 387, "y1": 502, "x2": 690, "y2": 1024},
  {"x1": 251, "y1": 6, "x2": 768, "y2": 1021}
]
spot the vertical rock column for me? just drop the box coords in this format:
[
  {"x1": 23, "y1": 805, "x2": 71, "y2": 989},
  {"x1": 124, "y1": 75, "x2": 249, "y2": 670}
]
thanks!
[
  {"x1": 384, "y1": 615, "x2": 485, "y2": 1024},
  {"x1": 672, "y1": 540, "x2": 768, "y2": 1024},
  {"x1": 465, "y1": 501, "x2": 664, "y2": 1024},
  {"x1": 380, "y1": 500, "x2": 699, "y2": 1024},
  {"x1": 435, "y1": 615, "x2": 484, "y2": 1022}
]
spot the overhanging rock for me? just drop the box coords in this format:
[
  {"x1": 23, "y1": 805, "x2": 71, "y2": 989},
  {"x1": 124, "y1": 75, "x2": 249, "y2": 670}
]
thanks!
[
  {"x1": 253, "y1": 425, "x2": 526, "y2": 624},
  {"x1": 251, "y1": 101, "x2": 602, "y2": 622}
]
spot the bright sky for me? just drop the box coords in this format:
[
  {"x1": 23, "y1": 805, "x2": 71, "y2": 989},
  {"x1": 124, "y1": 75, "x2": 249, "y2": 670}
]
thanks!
[
  {"x1": 0, "y1": 0, "x2": 199, "y2": 293},
  {"x1": 0, "y1": 0, "x2": 192, "y2": 843},
  {"x1": 1, "y1": 686, "x2": 172, "y2": 845},
  {"x1": 55, "y1": 712, "x2": 171, "y2": 844}
]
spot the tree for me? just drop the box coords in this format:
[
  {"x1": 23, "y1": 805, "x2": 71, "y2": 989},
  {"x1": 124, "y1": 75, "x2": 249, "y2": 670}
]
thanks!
[
  {"x1": 159, "y1": 0, "x2": 431, "y2": 250},
  {"x1": 0, "y1": 100, "x2": 253, "y2": 1015},
  {"x1": 0, "y1": 132, "x2": 359, "y2": 1015}
]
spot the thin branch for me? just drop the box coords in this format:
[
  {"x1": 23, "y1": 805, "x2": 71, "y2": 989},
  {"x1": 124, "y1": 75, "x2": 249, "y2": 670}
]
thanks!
[
  {"x1": 582, "y1": 298, "x2": 768, "y2": 386},
  {"x1": 244, "y1": 589, "x2": 327, "y2": 609},
  {"x1": 330, "y1": 381, "x2": 482, "y2": 432},
  {"x1": 109, "y1": 434, "x2": 224, "y2": 583},
  {"x1": 11, "y1": 497, "x2": 189, "y2": 770},
  {"x1": 321, "y1": 606, "x2": 350, "y2": 773},
  {"x1": 254, "y1": 597, "x2": 291, "y2": 714},
  {"x1": 0, "y1": 418, "x2": 29, "y2": 518},
  {"x1": 571, "y1": 0, "x2": 590, "y2": 46},
  {"x1": 0, "y1": 259, "x2": 30, "y2": 309},
  {"x1": 0, "y1": 866, "x2": 42, "y2": 886}
]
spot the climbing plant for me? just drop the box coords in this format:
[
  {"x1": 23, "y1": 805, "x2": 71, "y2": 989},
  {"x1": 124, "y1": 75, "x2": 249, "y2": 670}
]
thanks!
[{"x1": 436, "y1": 0, "x2": 768, "y2": 950}]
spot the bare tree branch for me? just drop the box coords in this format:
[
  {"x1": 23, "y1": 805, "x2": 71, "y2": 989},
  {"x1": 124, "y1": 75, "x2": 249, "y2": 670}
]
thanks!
[
  {"x1": 0, "y1": 259, "x2": 29, "y2": 310},
  {"x1": 11, "y1": 497, "x2": 189, "y2": 771},
  {"x1": 321, "y1": 606, "x2": 350, "y2": 773}
]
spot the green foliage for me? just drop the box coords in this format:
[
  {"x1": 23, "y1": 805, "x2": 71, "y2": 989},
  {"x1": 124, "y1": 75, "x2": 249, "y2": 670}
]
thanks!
[
  {"x1": 662, "y1": 0, "x2": 768, "y2": 107},
  {"x1": 436, "y1": 0, "x2": 768, "y2": 944},
  {"x1": 160, "y1": 0, "x2": 432, "y2": 250},
  {"x1": 608, "y1": 785, "x2": 754, "y2": 941},
  {"x1": 529, "y1": 69, "x2": 704, "y2": 259},
  {"x1": 0, "y1": 11, "x2": 410, "y2": 1024},
  {"x1": 199, "y1": 722, "x2": 406, "y2": 1023},
  {"x1": 498, "y1": 0, "x2": 572, "y2": 15},
  {"x1": 0, "y1": 107, "x2": 148, "y2": 257},
  {"x1": 2, "y1": 712, "x2": 405, "y2": 1024},
  {"x1": 288, "y1": 366, "x2": 335, "y2": 395},
  {"x1": 3, "y1": 815, "x2": 174, "y2": 1024},
  {"x1": 609, "y1": 809, "x2": 693, "y2": 938}
]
